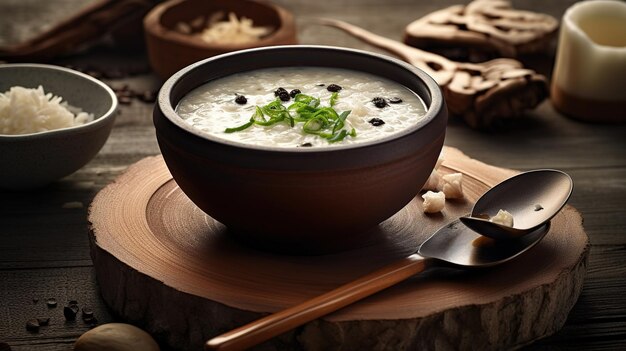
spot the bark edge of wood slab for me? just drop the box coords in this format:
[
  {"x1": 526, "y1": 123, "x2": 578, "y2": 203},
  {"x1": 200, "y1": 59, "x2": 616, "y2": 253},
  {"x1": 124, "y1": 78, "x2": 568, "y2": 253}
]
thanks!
[{"x1": 88, "y1": 147, "x2": 589, "y2": 351}]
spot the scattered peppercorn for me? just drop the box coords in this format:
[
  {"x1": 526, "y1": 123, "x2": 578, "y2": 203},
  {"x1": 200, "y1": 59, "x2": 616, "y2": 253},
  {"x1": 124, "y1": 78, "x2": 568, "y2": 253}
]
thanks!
[
  {"x1": 388, "y1": 97, "x2": 403, "y2": 104},
  {"x1": 235, "y1": 95, "x2": 247, "y2": 105},
  {"x1": 26, "y1": 319, "x2": 40, "y2": 332},
  {"x1": 369, "y1": 118, "x2": 386, "y2": 126},
  {"x1": 316, "y1": 83, "x2": 325, "y2": 87},
  {"x1": 278, "y1": 91, "x2": 291, "y2": 102},
  {"x1": 116, "y1": 88, "x2": 133, "y2": 98},
  {"x1": 118, "y1": 96, "x2": 132, "y2": 105},
  {"x1": 300, "y1": 142, "x2": 313, "y2": 147},
  {"x1": 327, "y1": 84, "x2": 342, "y2": 92},
  {"x1": 83, "y1": 316, "x2": 98, "y2": 326},
  {"x1": 274, "y1": 87, "x2": 288, "y2": 96},
  {"x1": 37, "y1": 317, "x2": 50, "y2": 326},
  {"x1": 82, "y1": 309, "x2": 94, "y2": 320},
  {"x1": 289, "y1": 89, "x2": 301, "y2": 98},
  {"x1": 372, "y1": 97, "x2": 388, "y2": 108},
  {"x1": 64, "y1": 305, "x2": 79, "y2": 321},
  {"x1": 138, "y1": 90, "x2": 157, "y2": 103},
  {"x1": 46, "y1": 298, "x2": 57, "y2": 308}
]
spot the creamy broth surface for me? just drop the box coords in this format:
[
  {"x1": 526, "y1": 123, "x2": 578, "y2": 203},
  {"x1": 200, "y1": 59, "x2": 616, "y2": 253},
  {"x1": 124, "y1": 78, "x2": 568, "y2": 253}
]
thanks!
[{"x1": 176, "y1": 67, "x2": 427, "y2": 147}]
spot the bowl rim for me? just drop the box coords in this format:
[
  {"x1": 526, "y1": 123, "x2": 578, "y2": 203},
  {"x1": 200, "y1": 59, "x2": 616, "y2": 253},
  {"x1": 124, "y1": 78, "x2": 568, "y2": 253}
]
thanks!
[
  {"x1": 157, "y1": 45, "x2": 445, "y2": 153},
  {"x1": 0, "y1": 63, "x2": 118, "y2": 140},
  {"x1": 143, "y1": 0, "x2": 296, "y2": 51}
]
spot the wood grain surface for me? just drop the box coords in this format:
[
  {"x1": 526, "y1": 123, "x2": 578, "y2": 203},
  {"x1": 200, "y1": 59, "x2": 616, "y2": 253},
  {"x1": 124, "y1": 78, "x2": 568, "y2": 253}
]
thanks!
[
  {"x1": 1, "y1": 0, "x2": 625, "y2": 350},
  {"x1": 87, "y1": 148, "x2": 588, "y2": 350}
]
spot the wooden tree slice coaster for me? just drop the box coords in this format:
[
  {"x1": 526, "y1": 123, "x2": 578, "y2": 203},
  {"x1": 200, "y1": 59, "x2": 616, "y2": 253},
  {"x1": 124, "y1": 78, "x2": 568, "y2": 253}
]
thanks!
[{"x1": 89, "y1": 147, "x2": 589, "y2": 350}]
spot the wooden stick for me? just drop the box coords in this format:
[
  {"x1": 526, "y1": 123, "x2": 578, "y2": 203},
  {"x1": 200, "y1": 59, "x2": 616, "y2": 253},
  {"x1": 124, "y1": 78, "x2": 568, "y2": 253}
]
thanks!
[{"x1": 0, "y1": 0, "x2": 155, "y2": 61}]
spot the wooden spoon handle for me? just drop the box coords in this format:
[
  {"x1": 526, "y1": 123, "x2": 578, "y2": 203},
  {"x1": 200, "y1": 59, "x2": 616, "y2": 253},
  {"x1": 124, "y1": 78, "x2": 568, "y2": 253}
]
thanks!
[
  {"x1": 314, "y1": 17, "x2": 457, "y2": 86},
  {"x1": 205, "y1": 253, "x2": 431, "y2": 351}
]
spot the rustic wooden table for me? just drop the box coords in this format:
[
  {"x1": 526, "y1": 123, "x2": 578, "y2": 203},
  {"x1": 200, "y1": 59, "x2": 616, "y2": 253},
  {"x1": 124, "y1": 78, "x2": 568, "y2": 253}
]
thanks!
[{"x1": 1, "y1": 0, "x2": 624, "y2": 350}]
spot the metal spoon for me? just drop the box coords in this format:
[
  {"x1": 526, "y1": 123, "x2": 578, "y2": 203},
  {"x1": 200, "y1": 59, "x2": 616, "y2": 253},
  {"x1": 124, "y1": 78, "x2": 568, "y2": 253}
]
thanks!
[
  {"x1": 205, "y1": 206, "x2": 555, "y2": 350},
  {"x1": 459, "y1": 169, "x2": 573, "y2": 240}
]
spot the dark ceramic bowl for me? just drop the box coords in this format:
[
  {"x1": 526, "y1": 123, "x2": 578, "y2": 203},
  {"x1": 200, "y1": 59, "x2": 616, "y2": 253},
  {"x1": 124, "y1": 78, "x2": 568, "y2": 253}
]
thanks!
[
  {"x1": 153, "y1": 45, "x2": 447, "y2": 254},
  {"x1": 144, "y1": 0, "x2": 297, "y2": 79}
]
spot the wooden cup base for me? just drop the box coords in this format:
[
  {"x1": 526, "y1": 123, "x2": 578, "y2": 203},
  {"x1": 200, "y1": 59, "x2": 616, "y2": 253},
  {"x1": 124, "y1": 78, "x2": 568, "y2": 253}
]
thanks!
[{"x1": 551, "y1": 84, "x2": 626, "y2": 123}]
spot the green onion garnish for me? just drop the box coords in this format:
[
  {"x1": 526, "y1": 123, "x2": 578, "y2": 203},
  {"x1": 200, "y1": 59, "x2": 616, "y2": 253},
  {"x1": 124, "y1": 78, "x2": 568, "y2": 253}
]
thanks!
[
  {"x1": 224, "y1": 119, "x2": 254, "y2": 133},
  {"x1": 329, "y1": 92, "x2": 339, "y2": 107},
  {"x1": 225, "y1": 91, "x2": 356, "y2": 143}
]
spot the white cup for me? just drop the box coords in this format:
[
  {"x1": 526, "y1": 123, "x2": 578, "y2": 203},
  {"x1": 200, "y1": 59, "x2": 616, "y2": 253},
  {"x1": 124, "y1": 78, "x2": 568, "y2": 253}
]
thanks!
[{"x1": 551, "y1": 0, "x2": 626, "y2": 122}]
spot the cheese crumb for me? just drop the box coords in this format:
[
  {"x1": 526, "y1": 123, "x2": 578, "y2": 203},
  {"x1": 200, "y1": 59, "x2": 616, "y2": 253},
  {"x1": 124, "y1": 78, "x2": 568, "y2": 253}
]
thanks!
[
  {"x1": 490, "y1": 209, "x2": 514, "y2": 227},
  {"x1": 421, "y1": 191, "x2": 446, "y2": 213},
  {"x1": 441, "y1": 173, "x2": 464, "y2": 199}
]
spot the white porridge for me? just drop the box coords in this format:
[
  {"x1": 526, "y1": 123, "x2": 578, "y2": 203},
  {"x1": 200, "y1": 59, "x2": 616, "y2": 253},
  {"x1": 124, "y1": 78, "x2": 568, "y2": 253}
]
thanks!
[{"x1": 176, "y1": 67, "x2": 427, "y2": 147}]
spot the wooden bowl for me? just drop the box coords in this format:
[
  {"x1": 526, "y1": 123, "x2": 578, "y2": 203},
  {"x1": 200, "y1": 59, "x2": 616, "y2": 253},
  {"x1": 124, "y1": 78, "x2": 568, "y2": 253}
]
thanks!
[
  {"x1": 153, "y1": 45, "x2": 447, "y2": 254},
  {"x1": 143, "y1": 0, "x2": 297, "y2": 79}
]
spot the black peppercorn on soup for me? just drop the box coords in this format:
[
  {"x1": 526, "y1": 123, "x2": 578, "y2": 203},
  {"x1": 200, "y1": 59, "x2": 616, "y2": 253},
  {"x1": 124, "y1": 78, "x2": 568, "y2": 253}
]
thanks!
[{"x1": 175, "y1": 67, "x2": 427, "y2": 147}]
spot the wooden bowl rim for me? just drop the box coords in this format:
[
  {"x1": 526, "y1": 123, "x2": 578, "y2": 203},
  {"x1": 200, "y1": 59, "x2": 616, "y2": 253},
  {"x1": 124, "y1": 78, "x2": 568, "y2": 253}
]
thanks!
[{"x1": 143, "y1": 0, "x2": 296, "y2": 51}]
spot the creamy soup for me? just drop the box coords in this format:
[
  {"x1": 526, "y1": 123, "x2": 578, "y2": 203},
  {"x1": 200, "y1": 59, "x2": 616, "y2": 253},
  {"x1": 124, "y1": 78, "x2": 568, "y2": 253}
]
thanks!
[{"x1": 176, "y1": 67, "x2": 427, "y2": 148}]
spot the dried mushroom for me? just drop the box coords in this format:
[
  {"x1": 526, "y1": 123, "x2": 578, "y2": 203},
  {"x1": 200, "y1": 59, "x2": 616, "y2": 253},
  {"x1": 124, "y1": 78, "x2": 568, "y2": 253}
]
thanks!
[{"x1": 403, "y1": 0, "x2": 558, "y2": 60}]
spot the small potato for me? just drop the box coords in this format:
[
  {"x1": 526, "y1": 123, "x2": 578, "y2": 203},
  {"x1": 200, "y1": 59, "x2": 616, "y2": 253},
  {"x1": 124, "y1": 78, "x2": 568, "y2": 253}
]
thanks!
[{"x1": 74, "y1": 323, "x2": 160, "y2": 351}]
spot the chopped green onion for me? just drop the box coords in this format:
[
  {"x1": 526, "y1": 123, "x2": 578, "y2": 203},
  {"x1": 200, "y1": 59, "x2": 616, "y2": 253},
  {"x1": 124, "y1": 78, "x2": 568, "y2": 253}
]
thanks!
[
  {"x1": 332, "y1": 110, "x2": 351, "y2": 134},
  {"x1": 224, "y1": 119, "x2": 254, "y2": 133},
  {"x1": 225, "y1": 91, "x2": 356, "y2": 143},
  {"x1": 327, "y1": 129, "x2": 349, "y2": 143},
  {"x1": 330, "y1": 92, "x2": 339, "y2": 107},
  {"x1": 251, "y1": 106, "x2": 266, "y2": 123},
  {"x1": 303, "y1": 116, "x2": 327, "y2": 133},
  {"x1": 294, "y1": 94, "x2": 320, "y2": 108}
]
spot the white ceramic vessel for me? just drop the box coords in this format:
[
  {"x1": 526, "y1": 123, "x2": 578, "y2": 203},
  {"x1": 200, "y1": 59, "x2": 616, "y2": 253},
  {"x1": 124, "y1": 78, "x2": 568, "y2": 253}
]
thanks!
[{"x1": 551, "y1": 0, "x2": 626, "y2": 122}]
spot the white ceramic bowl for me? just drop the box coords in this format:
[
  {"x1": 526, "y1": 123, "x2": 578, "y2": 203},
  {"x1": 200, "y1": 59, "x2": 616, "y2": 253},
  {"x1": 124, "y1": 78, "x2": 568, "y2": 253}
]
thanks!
[{"x1": 0, "y1": 64, "x2": 118, "y2": 189}]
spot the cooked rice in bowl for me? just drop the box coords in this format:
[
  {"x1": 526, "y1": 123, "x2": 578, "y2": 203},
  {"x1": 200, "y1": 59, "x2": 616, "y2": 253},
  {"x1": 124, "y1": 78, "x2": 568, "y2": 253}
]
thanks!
[{"x1": 0, "y1": 85, "x2": 93, "y2": 135}]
